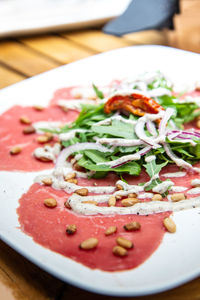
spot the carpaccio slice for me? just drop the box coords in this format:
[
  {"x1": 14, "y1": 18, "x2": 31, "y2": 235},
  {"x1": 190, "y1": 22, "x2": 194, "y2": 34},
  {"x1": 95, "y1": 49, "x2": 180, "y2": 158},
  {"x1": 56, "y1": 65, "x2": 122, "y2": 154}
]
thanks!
[
  {"x1": 0, "y1": 105, "x2": 78, "y2": 171},
  {"x1": 17, "y1": 161, "x2": 200, "y2": 271},
  {"x1": 18, "y1": 182, "x2": 169, "y2": 272},
  {"x1": 2, "y1": 85, "x2": 200, "y2": 271}
]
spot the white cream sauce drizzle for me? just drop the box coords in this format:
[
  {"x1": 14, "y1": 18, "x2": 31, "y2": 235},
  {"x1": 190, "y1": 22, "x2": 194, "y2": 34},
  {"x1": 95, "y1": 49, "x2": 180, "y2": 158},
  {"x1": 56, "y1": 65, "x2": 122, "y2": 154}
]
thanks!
[
  {"x1": 97, "y1": 146, "x2": 151, "y2": 167},
  {"x1": 162, "y1": 171, "x2": 186, "y2": 178},
  {"x1": 145, "y1": 155, "x2": 156, "y2": 163},
  {"x1": 33, "y1": 143, "x2": 61, "y2": 162},
  {"x1": 191, "y1": 179, "x2": 200, "y2": 187},
  {"x1": 38, "y1": 152, "x2": 194, "y2": 214},
  {"x1": 171, "y1": 186, "x2": 188, "y2": 192},
  {"x1": 152, "y1": 180, "x2": 174, "y2": 194},
  {"x1": 96, "y1": 138, "x2": 143, "y2": 147},
  {"x1": 138, "y1": 193, "x2": 153, "y2": 199},
  {"x1": 36, "y1": 162, "x2": 200, "y2": 215},
  {"x1": 68, "y1": 194, "x2": 200, "y2": 216},
  {"x1": 187, "y1": 188, "x2": 200, "y2": 195}
]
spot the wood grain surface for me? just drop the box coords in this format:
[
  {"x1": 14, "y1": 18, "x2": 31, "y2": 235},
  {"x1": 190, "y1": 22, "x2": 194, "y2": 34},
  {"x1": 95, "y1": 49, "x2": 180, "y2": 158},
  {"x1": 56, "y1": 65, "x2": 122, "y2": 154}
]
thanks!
[{"x1": 0, "y1": 0, "x2": 200, "y2": 299}]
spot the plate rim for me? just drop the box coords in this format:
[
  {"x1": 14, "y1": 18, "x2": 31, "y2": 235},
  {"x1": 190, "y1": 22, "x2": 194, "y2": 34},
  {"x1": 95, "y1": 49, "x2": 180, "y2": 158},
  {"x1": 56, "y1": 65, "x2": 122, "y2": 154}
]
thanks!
[{"x1": 1, "y1": 44, "x2": 200, "y2": 296}]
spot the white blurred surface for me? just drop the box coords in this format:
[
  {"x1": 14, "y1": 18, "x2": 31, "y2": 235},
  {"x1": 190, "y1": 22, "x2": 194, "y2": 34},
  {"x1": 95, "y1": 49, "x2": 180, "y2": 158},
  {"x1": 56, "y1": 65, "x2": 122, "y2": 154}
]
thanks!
[{"x1": 0, "y1": 0, "x2": 131, "y2": 37}]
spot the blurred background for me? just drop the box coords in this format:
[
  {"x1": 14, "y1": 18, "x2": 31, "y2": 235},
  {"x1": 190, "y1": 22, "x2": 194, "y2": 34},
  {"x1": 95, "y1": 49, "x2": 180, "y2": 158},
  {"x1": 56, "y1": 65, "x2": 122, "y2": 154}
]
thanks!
[
  {"x1": 0, "y1": 0, "x2": 200, "y2": 300},
  {"x1": 0, "y1": 0, "x2": 199, "y2": 90}
]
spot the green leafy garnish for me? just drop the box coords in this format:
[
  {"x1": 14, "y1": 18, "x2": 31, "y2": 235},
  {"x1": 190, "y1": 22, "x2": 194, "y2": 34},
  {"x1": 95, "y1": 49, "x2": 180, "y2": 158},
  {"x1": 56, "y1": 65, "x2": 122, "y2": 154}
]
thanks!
[
  {"x1": 143, "y1": 157, "x2": 168, "y2": 192},
  {"x1": 40, "y1": 73, "x2": 200, "y2": 194},
  {"x1": 92, "y1": 119, "x2": 136, "y2": 139},
  {"x1": 92, "y1": 83, "x2": 104, "y2": 99}
]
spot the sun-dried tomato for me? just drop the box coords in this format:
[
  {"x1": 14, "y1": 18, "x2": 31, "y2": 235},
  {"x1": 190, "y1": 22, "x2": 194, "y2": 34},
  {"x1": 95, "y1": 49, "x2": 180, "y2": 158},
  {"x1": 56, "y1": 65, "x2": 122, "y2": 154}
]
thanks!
[{"x1": 104, "y1": 93, "x2": 164, "y2": 116}]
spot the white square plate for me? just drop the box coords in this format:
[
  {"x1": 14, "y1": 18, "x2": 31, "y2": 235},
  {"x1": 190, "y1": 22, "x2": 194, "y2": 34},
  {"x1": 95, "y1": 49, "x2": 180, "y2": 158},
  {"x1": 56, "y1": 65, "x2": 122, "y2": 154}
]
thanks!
[{"x1": 1, "y1": 45, "x2": 200, "y2": 296}]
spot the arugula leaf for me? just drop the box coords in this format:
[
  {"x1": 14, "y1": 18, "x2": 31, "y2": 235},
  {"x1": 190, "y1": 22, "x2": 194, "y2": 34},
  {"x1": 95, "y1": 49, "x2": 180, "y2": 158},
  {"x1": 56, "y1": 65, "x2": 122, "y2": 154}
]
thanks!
[
  {"x1": 174, "y1": 148, "x2": 194, "y2": 158},
  {"x1": 143, "y1": 156, "x2": 168, "y2": 192},
  {"x1": 189, "y1": 144, "x2": 200, "y2": 158},
  {"x1": 145, "y1": 178, "x2": 162, "y2": 191},
  {"x1": 77, "y1": 156, "x2": 141, "y2": 175},
  {"x1": 117, "y1": 146, "x2": 139, "y2": 153},
  {"x1": 157, "y1": 95, "x2": 200, "y2": 126},
  {"x1": 92, "y1": 119, "x2": 136, "y2": 139},
  {"x1": 92, "y1": 84, "x2": 104, "y2": 99},
  {"x1": 147, "y1": 75, "x2": 172, "y2": 90},
  {"x1": 84, "y1": 150, "x2": 109, "y2": 163},
  {"x1": 144, "y1": 160, "x2": 168, "y2": 178},
  {"x1": 120, "y1": 173, "x2": 128, "y2": 183},
  {"x1": 39, "y1": 128, "x2": 61, "y2": 134},
  {"x1": 72, "y1": 104, "x2": 105, "y2": 128},
  {"x1": 92, "y1": 171, "x2": 108, "y2": 179}
]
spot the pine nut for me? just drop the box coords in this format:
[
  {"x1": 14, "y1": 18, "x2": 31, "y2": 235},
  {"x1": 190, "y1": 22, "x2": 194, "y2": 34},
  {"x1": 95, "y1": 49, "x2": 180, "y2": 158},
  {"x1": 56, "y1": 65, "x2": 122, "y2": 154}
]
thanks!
[
  {"x1": 37, "y1": 156, "x2": 52, "y2": 162},
  {"x1": 33, "y1": 105, "x2": 44, "y2": 111},
  {"x1": 42, "y1": 177, "x2": 52, "y2": 186},
  {"x1": 64, "y1": 172, "x2": 76, "y2": 181},
  {"x1": 163, "y1": 217, "x2": 176, "y2": 233},
  {"x1": 64, "y1": 201, "x2": 71, "y2": 209},
  {"x1": 37, "y1": 135, "x2": 50, "y2": 143},
  {"x1": 74, "y1": 93, "x2": 82, "y2": 99},
  {"x1": 116, "y1": 195, "x2": 122, "y2": 200},
  {"x1": 67, "y1": 178, "x2": 78, "y2": 184},
  {"x1": 128, "y1": 193, "x2": 137, "y2": 198},
  {"x1": 45, "y1": 132, "x2": 53, "y2": 138},
  {"x1": 44, "y1": 198, "x2": 57, "y2": 208},
  {"x1": 82, "y1": 200, "x2": 98, "y2": 205},
  {"x1": 108, "y1": 196, "x2": 116, "y2": 207},
  {"x1": 23, "y1": 125, "x2": 36, "y2": 134},
  {"x1": 116, "y1": 184, "x2": 123, "y2": 190},
  {"x1": 73, "y1": 162, "x2": 84, "y2": 172},
  {"x1": 113, "y1": 246, "x2": 127, "y2": 257},
  {"x1": 121, "y1": 198, "x2": 138, "y2": 207},
  {"x1": 105, "y1": 226, "x2": 117, "y2": 236},
  {"x1": 124, "y1": 221, "x2": 141, "y2": 231},
  {"x1": 171, "y1": 193, "x2": 186, "y2": 202},
  {"x1": 196, "y1": 120, "x2": 200, "y2": 129},
  {"x1": 116, "y1": 237, "x2": 133, "y2": 249},
  {"x1": 80, "y1": 238, "x2": 98, "y2": 250},
  {"x1": 20, "y1": 116, "x2": 31, "y2": 124},
  {"x1": 10, "y1": 146, "x2": 21, "y2": 155},
  {"x1": 66, "y1": 224, "x2": 77, "y2": 235},
  {"x1": 196, "y1": 83, "x2": 200, "y2": 91},
  {"x1": 70, "y1": 158, "x2": 76, "y2": 165},
  {"x1": 88, "y1": 95, "x2": 97, "y2": 100},
  {"x1": 61, "y1": 106, "x2": 68, "y2": 112},
  {"x1": 75, "y1": 188, "x2": 88, "y2": 196},
  {"x1": 152, "y1": 194, "x2": 163, "y2": 201}
]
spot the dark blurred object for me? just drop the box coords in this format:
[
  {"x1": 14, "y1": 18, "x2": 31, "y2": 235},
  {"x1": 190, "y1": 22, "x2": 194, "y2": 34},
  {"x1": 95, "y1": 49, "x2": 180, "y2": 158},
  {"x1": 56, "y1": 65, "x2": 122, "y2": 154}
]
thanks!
[{"x1": 103, "y1": 0, "x2": 180, "y2": 36}]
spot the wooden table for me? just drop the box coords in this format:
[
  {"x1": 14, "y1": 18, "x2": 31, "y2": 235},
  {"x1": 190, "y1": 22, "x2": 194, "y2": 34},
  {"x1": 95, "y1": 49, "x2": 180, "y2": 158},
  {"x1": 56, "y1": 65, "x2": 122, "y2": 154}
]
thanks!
[{"x1": 0, "y1": 1, "x2": 200, "y2": 299}]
